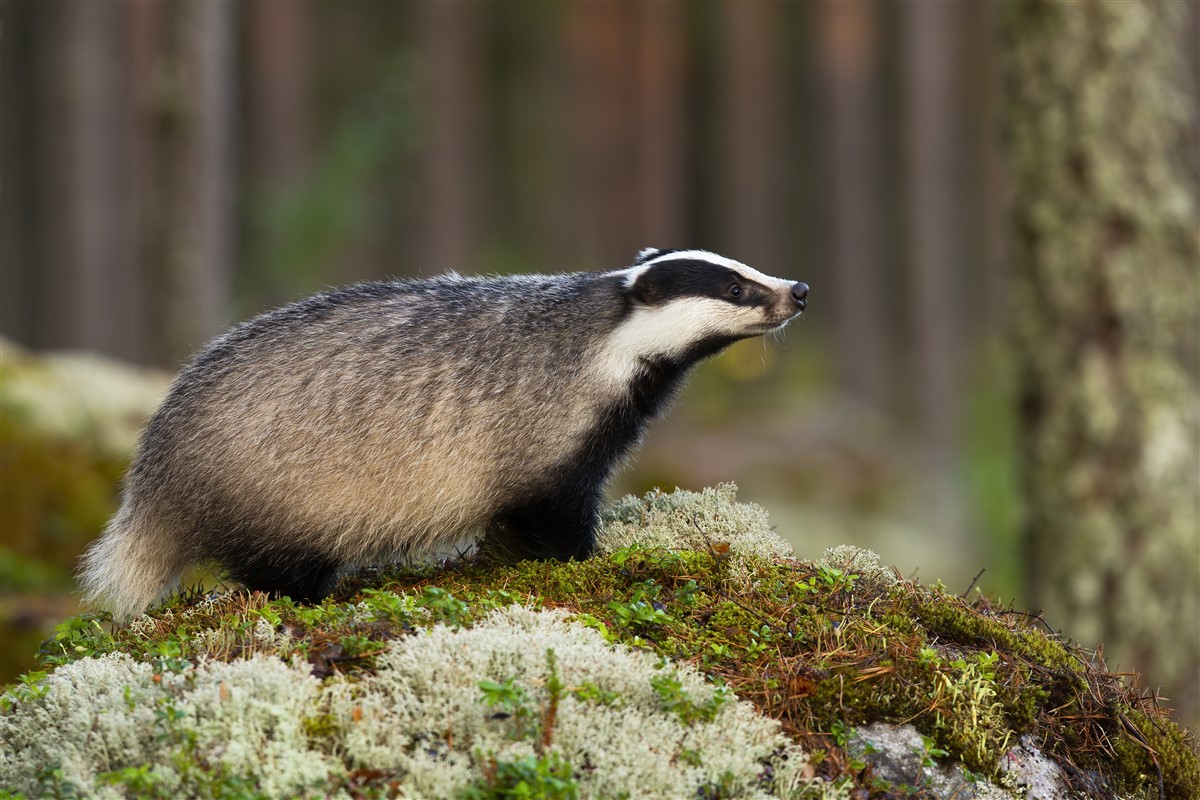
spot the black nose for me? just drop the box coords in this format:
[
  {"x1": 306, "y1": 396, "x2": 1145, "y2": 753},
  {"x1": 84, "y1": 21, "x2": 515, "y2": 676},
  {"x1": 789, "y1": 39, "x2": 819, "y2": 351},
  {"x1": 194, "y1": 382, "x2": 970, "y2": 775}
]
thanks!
[{"x1": 791, "y1": 282, "x2": 809, "y2": 310}]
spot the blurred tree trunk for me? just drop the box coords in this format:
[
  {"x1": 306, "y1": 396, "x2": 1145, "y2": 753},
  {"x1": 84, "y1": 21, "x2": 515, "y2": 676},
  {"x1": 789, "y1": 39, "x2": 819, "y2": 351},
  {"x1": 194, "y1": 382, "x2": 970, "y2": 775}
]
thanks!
[
  {"x1": 961, "y1": 0, "x2": 1007, "y2": 337},
  {"x1": 245, "y1": 0, "x2": 313, "y2": 308},
  {"x1": 719, "y1": 0, "x2": 784, "y2": 270},
  {"x1": 902, "y1": 0, "x2": 964, "y2": 468},
  {"x1": 817, "y1": 1, "x2": 887, "y2": 411},
  {"x1": 153, "y1": 0, "x2": 236, "y2": 363},
  {"x1": 0, "y1": 0, "x2": 38, "y2": 347},
  {"x1": 565, "y1": 2, "x2": 639, "y2": 265},
  {"x1": 21, "y1": 0, "x2": 141, "y2": 360},
  {"x1": 634, "y1": 0, "x2": 687, "y2": 250},
  {"x1": 1003, "y1": 0, "x2": 1200, "y2": 727},
  {"x1": 420, "y1": 0, "x2": 482, "y2": 273}
]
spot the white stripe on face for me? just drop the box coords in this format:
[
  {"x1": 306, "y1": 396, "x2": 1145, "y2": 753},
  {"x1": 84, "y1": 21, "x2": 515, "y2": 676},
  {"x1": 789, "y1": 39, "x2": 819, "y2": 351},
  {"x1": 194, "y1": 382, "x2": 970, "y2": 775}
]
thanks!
[{"x1": 617, "y1": 249, "x2": 795, "y2": 293}]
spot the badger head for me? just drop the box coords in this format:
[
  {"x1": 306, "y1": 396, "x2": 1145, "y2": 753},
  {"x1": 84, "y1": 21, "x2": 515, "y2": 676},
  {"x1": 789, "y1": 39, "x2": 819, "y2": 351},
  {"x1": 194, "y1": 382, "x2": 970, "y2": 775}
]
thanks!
[{"x1": 609, "y1": 248, "x2": 808, "y2": 368}]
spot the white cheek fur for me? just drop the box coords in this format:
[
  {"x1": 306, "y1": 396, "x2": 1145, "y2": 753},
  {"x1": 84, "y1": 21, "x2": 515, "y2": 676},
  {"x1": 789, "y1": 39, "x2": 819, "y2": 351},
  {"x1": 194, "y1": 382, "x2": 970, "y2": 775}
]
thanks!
[{"x1": 592, "y1": 297, "x2": 753, "y2": 387}]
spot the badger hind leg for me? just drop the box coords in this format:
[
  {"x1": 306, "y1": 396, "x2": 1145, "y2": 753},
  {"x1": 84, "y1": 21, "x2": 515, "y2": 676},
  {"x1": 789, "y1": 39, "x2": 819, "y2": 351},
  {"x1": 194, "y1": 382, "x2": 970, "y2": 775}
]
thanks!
[
  {"x1": 495, "y1": 490, "x2": 600, "y2": 561},
  {"x1": 78, "y1": 499, "x2": 188, "y2": 619},
  {"x1": 222, "y1": 545, "x2": 343, "y2": 605}
]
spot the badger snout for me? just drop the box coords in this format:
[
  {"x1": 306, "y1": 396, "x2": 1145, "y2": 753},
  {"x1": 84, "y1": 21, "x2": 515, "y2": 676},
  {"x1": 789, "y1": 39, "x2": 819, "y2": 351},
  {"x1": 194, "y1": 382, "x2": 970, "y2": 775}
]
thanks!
[{"x1": 791, "y1": 282, "x2": 809, "y2": 311}]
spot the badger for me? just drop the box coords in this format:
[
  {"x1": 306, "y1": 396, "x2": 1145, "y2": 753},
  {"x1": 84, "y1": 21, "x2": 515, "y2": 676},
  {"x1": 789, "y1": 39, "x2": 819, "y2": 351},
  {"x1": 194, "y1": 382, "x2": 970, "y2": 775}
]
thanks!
[{"x1": 79, "y1": 248, "x2": 809, "y2": 616}]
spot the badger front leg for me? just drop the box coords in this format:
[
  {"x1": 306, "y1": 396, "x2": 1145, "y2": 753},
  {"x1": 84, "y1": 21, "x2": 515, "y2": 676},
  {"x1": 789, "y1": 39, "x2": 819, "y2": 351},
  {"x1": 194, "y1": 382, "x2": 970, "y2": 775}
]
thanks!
[{"x1": 495, "y1": 490, "x2": 600, "y2": 561}]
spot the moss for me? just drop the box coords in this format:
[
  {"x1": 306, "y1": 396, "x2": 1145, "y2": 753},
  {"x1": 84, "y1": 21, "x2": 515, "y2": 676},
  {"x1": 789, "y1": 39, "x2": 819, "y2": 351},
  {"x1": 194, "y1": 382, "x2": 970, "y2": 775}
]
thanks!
[
  {"x1": 0, "y1": 414, "x2": 126, "y2": 575},
  {"x1": 0, "y1": 340, "x2": 171, "y2": 685},
  {"x1": 910, "y1": 589, "x2": 1079, "y2": 674},
  {"x1": 300, "y1": 712, "x2": 341, "y2": 744},
  {"x1": 4, "y1": 489, "x2": 1197, "y2": 798},
  {"x1": 1109, "y1": 703, "x2": 1200, "y2": 800},
  {"x1": 5, "y1": 608, "x2": 810, "y2": 798}
]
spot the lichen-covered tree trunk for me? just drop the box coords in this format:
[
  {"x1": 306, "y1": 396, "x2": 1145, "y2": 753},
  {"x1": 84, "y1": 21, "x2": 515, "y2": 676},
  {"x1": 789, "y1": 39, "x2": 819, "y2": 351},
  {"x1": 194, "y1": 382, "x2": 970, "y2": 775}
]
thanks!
[{"x1": 1002, "y1": 1, "x2": 1200, "y2": 727}]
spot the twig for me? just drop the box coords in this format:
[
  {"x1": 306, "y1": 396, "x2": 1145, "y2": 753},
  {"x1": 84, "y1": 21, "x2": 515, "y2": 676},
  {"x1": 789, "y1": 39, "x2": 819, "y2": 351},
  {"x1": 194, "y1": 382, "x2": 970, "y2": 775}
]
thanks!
[{"x1": 961, "y1": 568, "x2": 985, "y2": 599}]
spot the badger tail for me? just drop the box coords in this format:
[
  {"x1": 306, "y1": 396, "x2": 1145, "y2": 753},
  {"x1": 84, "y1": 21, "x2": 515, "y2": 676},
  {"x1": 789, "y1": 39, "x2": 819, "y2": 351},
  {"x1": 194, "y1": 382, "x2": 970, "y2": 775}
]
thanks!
[{"x1": 78, "y1": 499, "x2": 187, "y2": 619}]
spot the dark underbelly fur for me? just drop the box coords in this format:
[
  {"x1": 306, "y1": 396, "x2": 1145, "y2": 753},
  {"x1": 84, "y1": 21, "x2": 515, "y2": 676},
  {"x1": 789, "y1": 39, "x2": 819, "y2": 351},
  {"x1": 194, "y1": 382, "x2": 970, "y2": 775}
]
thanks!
[{"x1": 221, "y1": 542, "x2": 344, "y2": 605}]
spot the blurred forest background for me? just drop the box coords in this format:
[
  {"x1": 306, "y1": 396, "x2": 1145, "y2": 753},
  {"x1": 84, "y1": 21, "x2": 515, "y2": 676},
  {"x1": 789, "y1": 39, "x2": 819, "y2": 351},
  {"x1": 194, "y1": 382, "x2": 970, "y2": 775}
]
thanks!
[{"x1": 1, "y1": 1, "x2": 1197, "y2": 728}]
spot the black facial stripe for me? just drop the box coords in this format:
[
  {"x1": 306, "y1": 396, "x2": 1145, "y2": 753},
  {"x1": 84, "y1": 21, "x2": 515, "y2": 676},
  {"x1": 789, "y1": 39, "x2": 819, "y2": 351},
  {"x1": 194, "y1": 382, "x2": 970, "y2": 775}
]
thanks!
[{"x1": 630, "y1": 259, "x2": 773, "y2": 308}]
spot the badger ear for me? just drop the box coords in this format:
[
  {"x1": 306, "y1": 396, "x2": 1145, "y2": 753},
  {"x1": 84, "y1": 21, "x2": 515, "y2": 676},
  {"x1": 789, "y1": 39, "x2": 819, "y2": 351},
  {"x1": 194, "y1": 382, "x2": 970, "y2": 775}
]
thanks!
[{"x1": 634, "y1": 247, "x2": 680, "y2": 266}]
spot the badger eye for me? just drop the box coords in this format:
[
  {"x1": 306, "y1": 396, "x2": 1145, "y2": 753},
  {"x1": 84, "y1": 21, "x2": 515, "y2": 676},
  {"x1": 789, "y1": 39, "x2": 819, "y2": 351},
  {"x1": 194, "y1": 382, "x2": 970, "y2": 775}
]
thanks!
[{"x1": 729, "y1": 285, "x2": 743, "y2": 298}]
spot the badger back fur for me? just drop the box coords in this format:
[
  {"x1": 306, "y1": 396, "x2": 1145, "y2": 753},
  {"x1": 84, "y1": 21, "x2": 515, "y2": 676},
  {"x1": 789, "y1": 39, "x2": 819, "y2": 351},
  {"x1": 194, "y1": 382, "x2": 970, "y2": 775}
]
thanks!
[{"x1": 79, "y1": 249, "x2": 809, "y2": 616}]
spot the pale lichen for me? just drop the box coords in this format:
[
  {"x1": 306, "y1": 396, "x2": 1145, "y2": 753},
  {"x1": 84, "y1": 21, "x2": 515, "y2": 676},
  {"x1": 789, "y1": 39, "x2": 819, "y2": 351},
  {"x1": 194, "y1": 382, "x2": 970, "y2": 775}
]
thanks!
[
  {"x1": 0, "y1": 653, "x2": 338, "y2": 798},
  {"x1": 817, "y1": 545, "x2": 898, "y2": 587},
  {"x1": 597, "y1": 483, "x2": 794, "y2": 563},
  {"x1": 335, "y1": 605, "x2": 810, "y2": 799},
  {"x1": 1, "y1": 607, "x2": 814, "y2": 799}
]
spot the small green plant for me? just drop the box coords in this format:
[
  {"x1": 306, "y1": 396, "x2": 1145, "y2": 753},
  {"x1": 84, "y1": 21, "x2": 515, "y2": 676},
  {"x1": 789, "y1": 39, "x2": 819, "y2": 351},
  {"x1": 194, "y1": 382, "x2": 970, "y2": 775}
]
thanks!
[
  {"x1": 154, "y1": 699, "x2": 186, "y2": 727},
  {"x1": 38, "y1": 614, "x2": 114, "y2": 667},
  {"x1": 608, "y1": 544, "x2": 686, "y2": 570},
  {"x1": 254, "y1": 605, "x2": 283, "y2": 628},
  {"x1": 829, "y1": 719, "x2": 851, "y2": 748},
  {"x1": 479, "y1": 677, "x2": 528, "y2": 711},
  {"x1": 918, "y1": 646, "x2": 941, "y2": 666},
  {"x1": 696, "y1": 770, "x2": 740, "y2": 799},
  {"x1": 97, "y1": 765, "x2": 169, "y2": 798},
  {"x1": 420, "y1": 586, "x2": 471, "y2": 625},
  {"x1": 650, "y1": 672, "x2": 729, "y2": 726},
  {"x1": 479, "y1": 677, "x2": 535, "y2": 741},
  {"x1": 816, "y1": 565, "x2": 857, "y2": 593},
  {"x1": 672, "y1": 579, "x2": 701, "y2": 607},
  {"x1": 974, "y1": 650, "x2": 1000, "y2": 673},
  {"x1": 29, "y1": 763, "x2": 79, "y2": 800},
  {"x1": 704, "y1": 641, "x2": 734, "y2": 664},
  {"x1": 569, "y1": 681, "x2": 620, "y2": 706},
  {"x1": 461, "y1": 752, "x2": 578, "y2": 800},
  {"x1": 150, "y1": 637, "x2": 183, "y2": 660},
  {"x1": 793, "y1": 575, "x2": 821, "y2": 597},
  {"x1": 745, "y1": 624, "x2": 775, "y2": 659},
  {"x1": 360, "y1": 588, "x2": 417, "y2": 621},
  {"x1": 607, "y1": 599, "x2": 671, "y2": 630},
  {"x1": 607, "y1": 580, "x2": 673, "y2": 630},
  {"x1": 0, "y1": 671, "x2": 49, "y2": 711},
  {"x1": 338, "y1": 634, "x2": 376, "y2": 657},
  {"x1": 920, "y1": 735, "x2": 950, "y2": 770}
]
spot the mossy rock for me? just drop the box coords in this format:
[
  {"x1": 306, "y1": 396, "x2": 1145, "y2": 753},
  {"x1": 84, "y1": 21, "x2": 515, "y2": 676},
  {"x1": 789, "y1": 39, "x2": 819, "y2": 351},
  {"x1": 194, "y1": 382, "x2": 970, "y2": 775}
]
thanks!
[
  {"x1": 0, "y1": 338, "x2": 169, "y2": 572},
  {"x1": 1, "y1": 487, "x2": 1196, "y2": 799},
  {"x1": 0, "y1": 338, "x2": 170, "y2": 683}
]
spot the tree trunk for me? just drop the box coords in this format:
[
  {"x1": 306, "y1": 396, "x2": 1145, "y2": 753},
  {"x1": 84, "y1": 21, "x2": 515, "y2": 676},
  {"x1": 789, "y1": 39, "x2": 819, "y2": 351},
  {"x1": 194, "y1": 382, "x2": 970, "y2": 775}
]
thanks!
[
  {"x1": 22, "y1": 0, "x2": 141, "y2": 359},
  {"x1": 1003, "y1": 0, "x2": 1200, "y2": 727},
  {"x1": 817, "y1": 0, "x2": 887, "y2": 411},
  {"x1": 420, "y1": 0, "x2": 483, "y2": 274},
  {"x1": 565, "y1": 2, "x2": 639, "y2": 266},
  {"x1": 0, "y1": 0, "x2": 38, "y2": 348},
  {"x1": 152, "y1": 0, "x2": 236, "y2": 364},
  {"x1": 903, "y1": 0, "x2": 965, "y2": 469},
  {"x1": 244, "y1": 0, "x2": 313, "y2": 308},
  {"x1": 719, "y1": 0, "x2": 785, "y2": 270},
  {"x1": 634, "y1": 0, "x2": 687, "y2": 251}
]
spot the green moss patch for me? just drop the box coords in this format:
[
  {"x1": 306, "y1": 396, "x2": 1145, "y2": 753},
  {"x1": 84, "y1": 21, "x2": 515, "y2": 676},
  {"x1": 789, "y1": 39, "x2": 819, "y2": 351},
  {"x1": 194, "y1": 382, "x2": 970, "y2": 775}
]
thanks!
[{"x1": 4, "y1": 487, "x2": 1197, "y2": 798}]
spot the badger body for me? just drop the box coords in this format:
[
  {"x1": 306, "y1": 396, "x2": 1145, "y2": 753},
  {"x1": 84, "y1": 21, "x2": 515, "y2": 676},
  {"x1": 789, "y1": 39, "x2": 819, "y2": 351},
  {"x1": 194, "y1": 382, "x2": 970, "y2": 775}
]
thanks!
[{"x1": 79, "y1": 249, "x2": 808, "y2": 616}]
